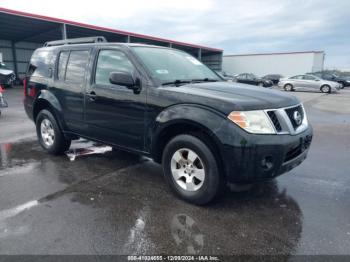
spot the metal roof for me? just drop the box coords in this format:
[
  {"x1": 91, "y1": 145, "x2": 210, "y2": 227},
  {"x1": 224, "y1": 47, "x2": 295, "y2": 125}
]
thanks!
[
  {"x1": 0, "y1": 7, "x2": 222, "y2": 53},
  {"x1": 224, "y1": 51, "x2": 324, "y2": 57}
]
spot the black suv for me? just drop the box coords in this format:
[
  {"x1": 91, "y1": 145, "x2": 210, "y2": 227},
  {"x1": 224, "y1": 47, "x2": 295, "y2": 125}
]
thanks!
[{"x1": 24, "y1": 37, "x2": 313, "y2": 204}]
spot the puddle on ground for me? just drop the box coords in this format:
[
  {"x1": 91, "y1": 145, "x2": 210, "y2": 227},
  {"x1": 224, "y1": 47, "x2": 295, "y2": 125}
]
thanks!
[{"x1": 66, "y1": 145, "x2": 112, "y2": 161}]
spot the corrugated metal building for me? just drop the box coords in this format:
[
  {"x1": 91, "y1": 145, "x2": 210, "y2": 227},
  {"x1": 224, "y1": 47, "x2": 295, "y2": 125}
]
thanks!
[
  {"x1": 0, "y1": 7, "x2": 223, "y2": 80},
  {"x1": 223, "y1": 51, "x2": 325, "y2": 77}
]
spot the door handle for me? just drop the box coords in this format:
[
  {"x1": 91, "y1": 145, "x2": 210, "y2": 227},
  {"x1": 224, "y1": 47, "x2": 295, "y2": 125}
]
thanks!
[{"x1": 86, "y1": 91, "x2": 97, "y2": 102}]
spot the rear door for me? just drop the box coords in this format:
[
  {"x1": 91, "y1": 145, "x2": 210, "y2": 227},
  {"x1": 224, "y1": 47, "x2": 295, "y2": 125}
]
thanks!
[
  {"x1": 246, "y1": 74, "x2": 257, "y2": 85},
  {"x1": 53, "y1": 48, "x2": 91, "y2": 133},
  {"x1": 289, "y1": 75, "x2": 304, "y2": 89}
]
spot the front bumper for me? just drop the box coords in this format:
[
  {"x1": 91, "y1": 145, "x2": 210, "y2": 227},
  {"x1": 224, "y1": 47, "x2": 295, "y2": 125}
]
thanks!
[{"x1": 221, "y1": 126, "x2": 313, "y2": 183}]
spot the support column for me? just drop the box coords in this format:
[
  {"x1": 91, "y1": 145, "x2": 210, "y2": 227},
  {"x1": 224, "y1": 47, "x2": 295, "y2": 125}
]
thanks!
[
  {"x1": 11, "y1": 41, "x2": 18, "y2": 80},
  {"x1": 61, "y1": 23, "x2": 67, "y2": 40},
  {"x1": 198, "y1": 48, "x2": 202, "y2": 61},
  {"x1": 168, "y1": 42, "x2": 173, "y2": 48},
  {"x1": 126, "y1": 35, "x2": 131, "y2": 43}
]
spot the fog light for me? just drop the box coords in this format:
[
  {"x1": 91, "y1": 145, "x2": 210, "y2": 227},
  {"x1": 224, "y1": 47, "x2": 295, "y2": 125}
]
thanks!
[{"x1": 261, "y1": 156, "x2": 274, "y2": 171}]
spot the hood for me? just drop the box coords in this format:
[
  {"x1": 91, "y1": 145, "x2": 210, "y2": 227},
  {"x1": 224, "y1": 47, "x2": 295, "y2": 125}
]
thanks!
[
  {"x1": 0, "y1": 69, "x2": 15, "y2": 76},
  {"x1": 161, "y1": 81, "x2": 300, "y2": 113}
]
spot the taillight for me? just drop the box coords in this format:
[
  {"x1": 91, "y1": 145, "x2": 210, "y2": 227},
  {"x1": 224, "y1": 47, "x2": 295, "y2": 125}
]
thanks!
[
  {"x1": 0, "y1": 85, "x2": 4, "y2": 93},
  {"x1": 23, "y1": 78, "x2": 27, "y2": 97}
]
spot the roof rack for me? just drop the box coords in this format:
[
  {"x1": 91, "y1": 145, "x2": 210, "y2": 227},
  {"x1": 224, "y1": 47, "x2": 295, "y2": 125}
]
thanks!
[{"x1": 44, "y1": 36, "x2": 107, "y2": 47}]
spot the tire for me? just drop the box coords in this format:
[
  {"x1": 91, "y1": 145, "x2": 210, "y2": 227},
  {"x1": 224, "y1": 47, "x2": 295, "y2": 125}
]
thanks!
[
  {"x1": 284, "y1": 84, "x2": 293, "y2": 91},
  {"x1": 339, "y1": 82, "x2": 344, "y2": 89},
  {"x1": 162, "y1": 134, "x2": 224, "y2": 205},
  {"x1": 36, "y1": 109, "x2": 71, "y2": 155},
  {"x1": 320, "y1": 85, "x2": 331, "y2": 93}
]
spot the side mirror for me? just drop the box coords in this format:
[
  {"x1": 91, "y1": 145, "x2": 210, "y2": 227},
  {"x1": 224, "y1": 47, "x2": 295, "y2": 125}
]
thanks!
[{"x1": 109, "y1": 71, "x2": 135, "y2": 88}]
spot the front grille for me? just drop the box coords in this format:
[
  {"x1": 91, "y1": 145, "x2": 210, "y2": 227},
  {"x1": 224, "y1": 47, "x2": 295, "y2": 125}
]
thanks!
[
  {"x1": 267, "y1": 111, "x2": 282, "y2": 132},
  {"x1": 285, "y1": 105, "x2": 304, "y2": 129}
]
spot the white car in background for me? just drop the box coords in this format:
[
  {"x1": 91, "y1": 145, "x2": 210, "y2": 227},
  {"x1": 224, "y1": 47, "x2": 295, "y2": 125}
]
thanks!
[
  {"x1": 278, "y1": 74, "x2": 341, "y2": 93},
  {"x1": 0, "y1": 62, "x2": 16, "y2": 88}
]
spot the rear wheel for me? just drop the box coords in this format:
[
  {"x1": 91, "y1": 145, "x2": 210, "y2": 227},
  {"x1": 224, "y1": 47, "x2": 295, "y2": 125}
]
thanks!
[
  {"x1": 162, "y1": 134, "x2": 224, "y2": 205},
  {"x1": 320, "y1": 85, "x2": 331, "y2": 93},
  {"x1": 36, "y1": 109, "x2": 71, "y2": 155},
  {"x1": 284, "y1": 84, "x2": 294, "y2": 91}
]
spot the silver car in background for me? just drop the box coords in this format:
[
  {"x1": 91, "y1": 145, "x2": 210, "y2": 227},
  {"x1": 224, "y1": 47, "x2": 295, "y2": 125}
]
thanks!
[{"x1": 278, "y1": 74, "x2": 341, "y2": 93}]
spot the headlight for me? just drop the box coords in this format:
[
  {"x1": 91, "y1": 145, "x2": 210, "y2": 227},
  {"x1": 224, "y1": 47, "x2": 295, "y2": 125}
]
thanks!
[
  {"x1": 227, "y1": 110, "x2": 275, "y2": 134},
  {"x1": 346, "y1": 80, "x2": 350, "y2": 83}
]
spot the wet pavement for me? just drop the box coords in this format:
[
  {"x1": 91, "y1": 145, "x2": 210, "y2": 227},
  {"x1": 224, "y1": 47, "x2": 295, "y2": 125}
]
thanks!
[{"x1": 0, "y1": 87, "x2": 349, "y2": 255}]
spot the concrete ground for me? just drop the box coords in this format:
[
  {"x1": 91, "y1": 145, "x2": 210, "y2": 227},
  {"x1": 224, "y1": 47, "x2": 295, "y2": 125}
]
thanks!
[{"x1": 0, "y1": 86, "x2": 349, "y2": 256}]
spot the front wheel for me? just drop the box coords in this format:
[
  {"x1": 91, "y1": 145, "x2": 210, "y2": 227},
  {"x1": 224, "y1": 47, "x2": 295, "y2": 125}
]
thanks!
[
  {"x1": 162, "y1": 134, "x2": 224, "y2": 205},
  {"x1": 36, "y1": 109, "x2": 71, "y2": 155},
  {"x1": 320, "y1": 85, "x2": 331, "y2": 93}
]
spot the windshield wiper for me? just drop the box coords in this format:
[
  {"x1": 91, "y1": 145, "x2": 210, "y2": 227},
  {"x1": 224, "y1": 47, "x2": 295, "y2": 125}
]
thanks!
[
  {"x1": 190, "y1": 78, "x2": 219, "y2": 83},
  {"x1": 161, "y1": 80, "x2": 192, "y2": 86},
  {"x1": 161, "y1": 78, "x2": 219, "y2": 86}
]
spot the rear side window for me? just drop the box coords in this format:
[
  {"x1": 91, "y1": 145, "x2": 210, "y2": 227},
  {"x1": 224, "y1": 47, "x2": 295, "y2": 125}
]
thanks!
[
  {"x1": 57, "y1": 51, "x2": 69, "y2": 80},
  {"x1": 303, "y1": 75, "x2": 316, "y2": 80},
  {"x1": 27, "y1": 50, "x2": 53, "y2": 78},
  {"x1": 64, "y1": 50, "x2": 89, "y2": 83},
  {"x1": 95, "y1": 50, "x2": 134, "y2": 85}
]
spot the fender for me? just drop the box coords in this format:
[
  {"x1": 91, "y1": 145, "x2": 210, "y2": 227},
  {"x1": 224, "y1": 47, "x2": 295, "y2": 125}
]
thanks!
[
  {"x1": 33, "y1": 89, "x2": 67, "y2": 130},
  {"x1": 150, "y1": 104, "x2": 232, "y2": 153}
]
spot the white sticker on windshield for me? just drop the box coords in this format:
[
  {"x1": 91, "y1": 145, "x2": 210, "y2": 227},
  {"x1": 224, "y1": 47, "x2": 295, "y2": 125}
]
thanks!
[
  {"x1": 156, "y1": 69, "x2": 169, "y2": 74},
  {"x1": 186, "y1": 56, "x2": 202, "y2": 65}
]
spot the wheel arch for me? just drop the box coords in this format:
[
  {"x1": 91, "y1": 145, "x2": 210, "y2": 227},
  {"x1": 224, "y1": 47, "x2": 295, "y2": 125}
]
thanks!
[
  {"x1": 151, "y1": 105, "x2": 227, "y2": 176},
  {"x1": 33, "y1": 90, "x2": 66, "y2": 130}
]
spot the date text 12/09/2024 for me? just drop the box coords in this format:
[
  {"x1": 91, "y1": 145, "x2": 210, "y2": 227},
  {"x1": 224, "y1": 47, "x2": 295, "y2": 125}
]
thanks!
[{"x1": 127, "y1": 255, "x2": 220, "y2": 261}]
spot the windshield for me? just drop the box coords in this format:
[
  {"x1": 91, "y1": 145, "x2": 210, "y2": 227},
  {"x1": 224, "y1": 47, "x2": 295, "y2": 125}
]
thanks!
[
  {"x1": 131, "y1": 47, "x2": 221, "y2": 84},
  {"x1": 0, "y1": 62, "x2": 9, "y2": 69}
]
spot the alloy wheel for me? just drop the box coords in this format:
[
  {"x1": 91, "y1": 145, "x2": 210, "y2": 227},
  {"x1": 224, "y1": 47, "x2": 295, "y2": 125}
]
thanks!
[
  {"x1": 170, "y1": 148, "x2": 205, "y2": 192},
  {"x1": 40, "y1": 118, "x2": 55, "y2": 147}
]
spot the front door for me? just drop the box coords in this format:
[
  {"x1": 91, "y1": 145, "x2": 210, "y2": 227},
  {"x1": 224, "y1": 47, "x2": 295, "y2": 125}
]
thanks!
[
  {"x1": 302, "y1": 75, "x2": 319, "y2": 90},
  {"x1": 84, "y1": 48, "x2": 146, "y2": 151}
]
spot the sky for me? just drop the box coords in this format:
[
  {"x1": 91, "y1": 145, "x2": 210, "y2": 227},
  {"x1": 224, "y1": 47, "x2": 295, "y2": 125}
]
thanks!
[{"x1": 1, "y1": 0, "x2": 350, "y2": 69}]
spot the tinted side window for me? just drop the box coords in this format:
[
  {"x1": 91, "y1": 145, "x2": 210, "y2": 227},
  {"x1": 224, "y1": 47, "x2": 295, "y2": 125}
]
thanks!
[
  {"x1": 27, "y1": 50, "x2": 53, "y2": 78},
  {"x1": 57, "y1": 51, "x2": 69, "y2": 80},
  {"x1": 65, "y1": 50, "x2": 89, "y2": 83},
  {"x1": 95, "y1": 50, "x2": 134, "y2": 85}
]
